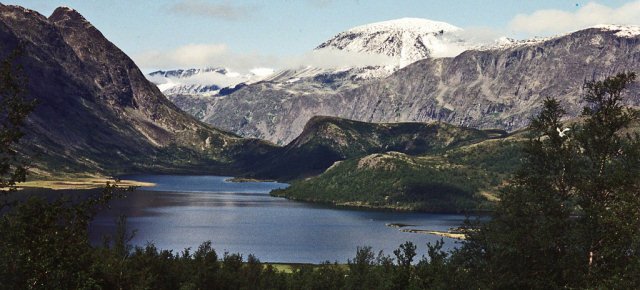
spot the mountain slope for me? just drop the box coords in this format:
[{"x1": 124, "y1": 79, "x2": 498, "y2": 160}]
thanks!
[
  {"x1": 245, "y1": 116, "x2": 503, "y2": 180},
  {"x1": 272, "y1": 134, "x2": 525, "y2": 212},
  {"x1": 200, "y1": 26, "x2": 640, "y2": 144},
  {"x1": 0, "y1": 5, "x2": 273, "y2": 176}
]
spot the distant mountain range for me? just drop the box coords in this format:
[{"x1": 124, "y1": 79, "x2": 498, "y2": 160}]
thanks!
[
  {"x1": 148, "y1": 18, "x2": 481, "y2": 123},
  {"x1": 147, "y1": 67, "x2": 273, "y2": 97},
  {"x1": 162, "y1": 22, "x2": 640, "y2": 144}
]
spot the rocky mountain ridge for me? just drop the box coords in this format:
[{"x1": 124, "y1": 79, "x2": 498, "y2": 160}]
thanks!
[
  {"x1": 0, "y1": 4, "x2": 273, "y2": 176},
  {"x1": 199, "y1": 25, "x2": 640, "y2": 144}
]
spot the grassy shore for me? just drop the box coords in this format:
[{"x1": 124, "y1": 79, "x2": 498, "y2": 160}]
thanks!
[
  {"x1": 400, "y1": 229, "x2": 467, "y2": 240},
  {"x1": 265, "y1": 263, "x2": 348, "y2": 273},
  {"x1": 15, "y1": 178, "x2": 155, "y2": 190}
]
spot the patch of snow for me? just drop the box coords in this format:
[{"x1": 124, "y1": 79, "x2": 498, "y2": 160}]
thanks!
[
  {"x1": 593, "y1": 24, "x2": 640, "y2": 38},
  {"x1": 250, "y1": 67, "x2": 275, "y2": 77},
  {"x1": 474, "y1": 36, "x2": 554, "y2": 51},
  {"x1": 58, "y1": 6, "x2": 77, "y2": 12},
  {"x1": 146, "y1": 66, "x2": 273, "y2": 96}
]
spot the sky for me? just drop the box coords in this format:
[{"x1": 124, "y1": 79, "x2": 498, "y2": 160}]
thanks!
[{"x1": 9, "y1": 0, "x2": 640, "y2": 72}]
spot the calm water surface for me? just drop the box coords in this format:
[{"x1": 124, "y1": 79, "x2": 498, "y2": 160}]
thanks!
[{"x1": 90, "y1": 175, "x2": 468, "y2": 263}]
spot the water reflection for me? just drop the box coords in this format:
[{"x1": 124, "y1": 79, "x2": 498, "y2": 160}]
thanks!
[{"x1": 90, "y1": 175, "x2": 468, "y2": 263}]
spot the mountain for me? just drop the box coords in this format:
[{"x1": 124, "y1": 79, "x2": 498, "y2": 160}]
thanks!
[
  {"x1": 0, "y1": 5, "x2": 274, "y2": 176},
  {"x1": 271, "y1": 126, "x2": 524, "y2": 213},
  {"x1": 147, "y1": 67, "x2": 273, "y2": 97},
  {"x1": 153, "y1": 18, "x2": 474, "y2": 125},
  {"x1": 199, "y1": 25, "x2": 640, "y2": 144},
  {"x1": 244, "y1": 115, "x2": 504, "y2": 180},
  {"x1": 317, "y1": 17, "x2": 468, "y2": 67}
]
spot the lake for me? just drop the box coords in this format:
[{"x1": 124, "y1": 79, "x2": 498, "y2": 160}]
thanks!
[{"x1": 90, "y1": 175, "x2": 469, "y2": 263}]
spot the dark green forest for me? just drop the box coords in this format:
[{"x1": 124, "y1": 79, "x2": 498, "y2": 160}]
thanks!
[{"x1": 1, "y1": 47, "x2": 640, "y2": 289}]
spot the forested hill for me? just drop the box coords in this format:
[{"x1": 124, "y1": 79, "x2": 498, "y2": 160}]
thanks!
[{"x1": 245, "y1": 115, "x2": 506, "y2": 181}]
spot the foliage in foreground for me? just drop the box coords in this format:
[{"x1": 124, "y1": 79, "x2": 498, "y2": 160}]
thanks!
[
  {"x1": 457, "y1": 72, "x2": 640, "y2": 289},
  {"x1": 0, "y1": 191, "x2": 457, "y2": 290}
]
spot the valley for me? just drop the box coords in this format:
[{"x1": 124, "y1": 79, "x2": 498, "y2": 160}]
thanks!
[
  {"x1": 3, "y1": 1, "x2": 640, "y2": 288},
  {"x1": 5, "y1": 3, "x2": 634, "y2": 214}
]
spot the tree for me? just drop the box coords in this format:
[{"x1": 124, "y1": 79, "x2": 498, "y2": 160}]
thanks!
[
  {"x1": 456, "y1": 72, "x2": 640, "y2": 288},
  {"x1": 392, "y1": 241, "x2": 417, "y2": 290},
  {"x1": 0, "y1": 47, "x2": 36, "y2": 207},
  {"x1": 0, "y1": 49, "x2": 133, "y2": 289},
  {"x1": 460, "y1": 97, "x2": 579, "y2": 288},
  {"x1": 573, "y1": 72, "x2": 640, "y2": 287}
]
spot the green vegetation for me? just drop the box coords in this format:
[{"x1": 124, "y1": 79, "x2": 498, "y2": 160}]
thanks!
[
  {"x1": 453, "y1": 72, "x2": 640, "y2": 288},
  {"x1": 0, "y1": 47, "x2": 36, "y2": 198},
  {"x1": 247, "y1": 116, "x2": 500, "y2": 180},
  {"x1": 273, "y1": 135, "x2": 524, "y2": 212}
]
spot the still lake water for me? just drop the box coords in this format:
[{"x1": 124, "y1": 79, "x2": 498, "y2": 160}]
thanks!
[{"x1": 90, "y1": 175, "x2": 468, "y2": 263}]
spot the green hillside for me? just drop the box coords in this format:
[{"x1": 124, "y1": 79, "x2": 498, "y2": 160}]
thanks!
[
  {"x1": 272, "y1": 135, "x2": 524, "y2": 213},
  {"x1": 248, "y1": 116, "x2": 504, "y2": 180}
]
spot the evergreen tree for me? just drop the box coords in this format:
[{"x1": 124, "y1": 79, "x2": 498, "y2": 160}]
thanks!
[
  {"x1": 0, "y1": 47, "x2": 35, "y2": 207},
  {"x1": 573, "y1": 72, "x2": 640, "y2": 287},
  {"x1": 459, "y1": 97, "x2": 580, "y2": 288},
  {"x1": 457, "y1": 72, "x2": 640, "y2": 288}
]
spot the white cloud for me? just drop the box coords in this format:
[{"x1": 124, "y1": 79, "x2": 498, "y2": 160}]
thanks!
[
  {"x1": 450, "y1": 27, "x2": 504, "y2": 45},
  {"x1": 134, "y1": 43, "x2": 278, "y2": 72},
  {"x1": 134, "y1": 44, "x2": 395, "y2": 72},
  {"x1": 135, "y1": 43, "x2": 226, "y2": 69},
  {"x1": 170, "y1": 0, "x2": 256, "y2": 21},
  {"x1": 250, "y1": 67, "x2": 275, "y2": 77},
  {"x1": 509, "y1": 1, "x2": 640, "y2": 36}
]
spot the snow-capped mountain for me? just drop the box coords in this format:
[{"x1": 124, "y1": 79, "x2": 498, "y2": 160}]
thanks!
[
  {"x1": 317, "y1": 17, "x2": 470, "y2": 68},
  {"x1": 252, "y1": 18, "x2": 477, "y2": 94},
  {"x1": 150, "y1": 17, "x2": 477, "y2": 98},
  {"x1": 147, "y1": 67, "x2": 274, "y2": 96}
]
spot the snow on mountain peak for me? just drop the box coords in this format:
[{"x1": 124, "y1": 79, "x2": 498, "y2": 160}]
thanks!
[
  {"x1": 348, "y1": 17, "x2": 461, "y2": 35},
  {"x1": 317, "y1": 17, "x2": 468, "y2": 68},
  {"x1": 592, "y1": 24, "x2": 640, "y2": 38}
]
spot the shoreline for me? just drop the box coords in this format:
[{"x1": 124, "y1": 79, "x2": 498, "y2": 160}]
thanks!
[
  {"x1": 226, "y1": 177, "x2": 278, "y2": 183},
  {"x1": 15, "y1": 178, "x2": 155, "y2": 190},
  {"x1": 271, "y1": 193, "x2": 493, "y2": 215},
  {"x1": 400, "y1": 229, "x2": 467, "y2": 240}
]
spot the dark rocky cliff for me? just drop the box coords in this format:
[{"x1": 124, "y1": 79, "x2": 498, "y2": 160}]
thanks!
[{"x1": 0, "y1": 5, "x2": 273, "y2": 176}]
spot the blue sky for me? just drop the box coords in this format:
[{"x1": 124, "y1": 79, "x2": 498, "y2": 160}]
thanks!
[{"x1": 9, "y1": 0, "x2": 640, "y2": 71}]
